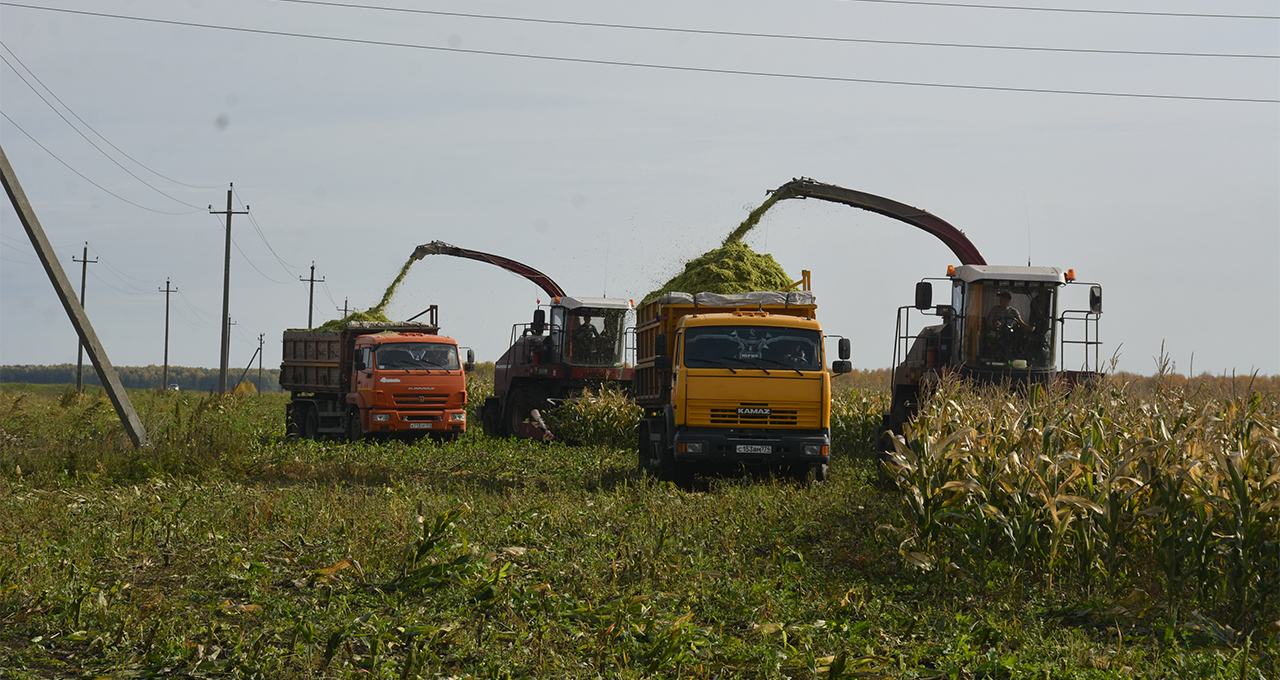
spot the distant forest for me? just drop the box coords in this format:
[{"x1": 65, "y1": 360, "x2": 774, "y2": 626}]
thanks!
[{"x1": 0, "y1": 364, "x2": 282, "y2": 392}]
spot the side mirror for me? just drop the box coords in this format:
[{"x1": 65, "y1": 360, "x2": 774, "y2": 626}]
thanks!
[
  {"x1": 831, "y1": 360, "x2": 852, "y2": 375},
  {"x1": 531, "y1": 309, "x2": 546, "y2": 335},
  {"x1": 915, "y1": 281, "x2": 933, "y2": 310},
  {"x1": 464, "y1": 348, "x2": 475, "y2": 373},
  {"x1": 354, "y1": 357, "x2": 365, "y2": 371},
  {"x1": 655, "y1": 356, "x2": 671, "y2": 370},
  {"x1": 653, "y1": 333, "x2": 667, "y2": 357},
  {"x1": 1089, "y1": 285, "x2": 1103, "y2": 314},
  {"x1": 838, "y1": 337, "x2": 851, "y2": 361}
]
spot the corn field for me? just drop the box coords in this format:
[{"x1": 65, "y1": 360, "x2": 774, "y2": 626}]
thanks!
[{"x1": 886, "y1": 374, "x2": 1280, "y2": 640}]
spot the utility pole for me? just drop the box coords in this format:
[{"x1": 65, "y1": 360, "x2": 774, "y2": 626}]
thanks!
[
  {"x1": 339, "y1": 297, "x2": 350, "y2": 317},
  {"x1": 1, "y1": 143, "x2": 148, "y2": 447},
  {"x1": 72, "y1": 242, "x2": 98, "y2": 393},
  {"x1": 210, "y1": 185, "x2": 247, "y2": 394},
  {"x1": 159, "y1": 278, "x2": 176, "y2": 390},
  {"x1": 300, "y1": 261, "x2": 324, "y2": 328},
  {"x1": 257, "y1": 333, "x2": 264, "y2": 394}
]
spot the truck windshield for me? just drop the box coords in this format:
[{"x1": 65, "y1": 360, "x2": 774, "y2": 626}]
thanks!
[
  {"x1": 375, "y1": 343, "x2": 460, "y2": 371},
  {"x1": 567, "y1": 307, "x2": 627, "y2": 367},
  {"x1": 684, "y1": 326, "x2": 822, "y2": 372}
]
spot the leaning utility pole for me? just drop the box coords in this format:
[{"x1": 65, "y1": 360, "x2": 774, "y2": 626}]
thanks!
[
  {"x1": 300, "y1": 261, "x2": 324, "y2": 328},
  {"x1": 159, "y1": 278, "x2": 176, "y2": 389},
  {"x1": 210, "y1": 186, "x2": 247, "y2": 394},
  {"x1": 0, "y1": 143, "x2": 148, "y2": 447},
  {"x1": 72, "y1": 242, "x2": 98, "y2": 392}
]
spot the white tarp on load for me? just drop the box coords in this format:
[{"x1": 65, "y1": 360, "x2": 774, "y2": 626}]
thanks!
[{"x1": 658, "y1": 291, "x2": 816, "y2": 306}]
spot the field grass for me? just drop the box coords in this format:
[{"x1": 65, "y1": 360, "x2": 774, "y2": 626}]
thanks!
[{"x1": 0, "y1": 379, "x2": 1275, "y2": 678}]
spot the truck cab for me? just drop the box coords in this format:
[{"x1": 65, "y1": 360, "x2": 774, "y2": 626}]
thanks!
[{"x1": 348, "y1": 333, "x2": 472, "y2": 439}]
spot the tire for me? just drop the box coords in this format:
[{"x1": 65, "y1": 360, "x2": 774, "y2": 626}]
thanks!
[
  {"x1": 814, "y1": 462, "x2": 828, "y2": 483},
  {"x1": 302, "y1": 404, "x2": 319, "y2": 440},
  {"x1": 346, "y1": 408, "x2": 363, "y2": 442},
  {"x1": 637, "y1": 422, "x2": 654, "y2": 477},
  {"x1": 481, "y1": 398, "x2": 502, "y2": 438},
  {"x1": 656, "y1": 442, "x2": 692, "y2": 488},
  {"x1": 505, "y1": 387, "x2": 528, "y2": 438}
]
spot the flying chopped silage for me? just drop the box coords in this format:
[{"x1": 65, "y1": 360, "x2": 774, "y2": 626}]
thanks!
[
  {"x1": 314, "y1": 255, "x2": 417, "y2": 331},
  {"x1": 642, "y1": 192, "x2": 791, "y2": 304}
]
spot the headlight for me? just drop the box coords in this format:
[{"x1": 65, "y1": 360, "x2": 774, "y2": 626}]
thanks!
[
  {"x1": 680, "y1": 442, "x2": 704, "y2": 453},
  {"x1": 805, "y1": 444, "x2": 828, "y2": 456},
  {"x1": 372, "y1": 414, "x2": 391, "y2": 422},
  {"x1": 451, "y1": 413, "x2": 466, "y2": 421}
]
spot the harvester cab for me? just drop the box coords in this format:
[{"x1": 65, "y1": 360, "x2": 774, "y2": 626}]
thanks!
[
  {"x1": 411, "y1": 240, "x2": 634, "y2": 439},
  {"x1": 883, "y1": 264, "x2": 1104, "y2": 441}
]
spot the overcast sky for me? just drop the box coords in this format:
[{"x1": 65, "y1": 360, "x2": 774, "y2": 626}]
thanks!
[{"x1": 1, "y1": 0, "x2": 1277, "y2": 377}]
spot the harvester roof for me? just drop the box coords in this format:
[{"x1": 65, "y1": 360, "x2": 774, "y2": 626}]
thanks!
[
  {"x1": 952, "y1": 265, "x2": 1067, "y2": 285},
  {"x1": 555, "y1": 295, "x2": 633, "y2": 310}
]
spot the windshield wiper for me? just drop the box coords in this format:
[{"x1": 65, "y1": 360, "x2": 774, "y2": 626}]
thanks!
[
  {"x1": 756, "y1": 357, "x2": 804, "y2": 375},
  {"x1": 689, "y1": 358, "x2": 737, "y2": 374}
]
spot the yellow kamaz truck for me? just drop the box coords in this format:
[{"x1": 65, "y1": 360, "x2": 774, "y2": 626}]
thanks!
[{"x1": 634, "y1": 288, "x2": 851, "y2": 485}]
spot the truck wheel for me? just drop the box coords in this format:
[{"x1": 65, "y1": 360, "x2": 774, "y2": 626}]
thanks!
[
  {"x1": 302, "y1": 404, "x2": 319, "y2": 440},
  {"x1": 657, "y1": 445, "x2": 692, "y2": 488},
  {"x1": 814, "y1": 462, "x2": 828, "y2": 482},
  {"x1": 637, "y1": 422, "x2": 655, "y2": 476},
  {"x1": 346, "y1": 409, "x2": 363, "y2": 442}
]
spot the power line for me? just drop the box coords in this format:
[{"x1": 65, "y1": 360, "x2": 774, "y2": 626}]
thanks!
[
  {"x1": 233, "y1": 235, "x2": 294, "y2": 284},
  {"x1": 87, "y1": 244, "x2": 163, "y2": 287},
  {"x1": 232, "y1": 187, "x2": 305, "y2": 273},
  {"x1": 273, "y1": 0, "x2": 1278, "y2": 59},
  {"x1": 0, "y1": 52, "x2": 208, "y2": 209},
  {"x1": 0, "y1": 110, "x2": 206, "y2": 215},
  {"x1": 839, "y1": 0, "x2": 1278, "y2": 20},
  {"x1": 204, "y1": 211, "x2": 294, "y2": 285},
  {"x1": 0, "y1": 40, "x2": 221, "y2": 190},
  {"x1": 2, "y1": 2, "x2": 1274, "y2": 104}
]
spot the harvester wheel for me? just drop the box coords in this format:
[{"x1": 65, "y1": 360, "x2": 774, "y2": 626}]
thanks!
[
  {"x1": 481, "y1": 398, "x2": 502, "y2": 438},
  {"x1": 505, "y1": 387, "x2": 535, "y2": 437}
]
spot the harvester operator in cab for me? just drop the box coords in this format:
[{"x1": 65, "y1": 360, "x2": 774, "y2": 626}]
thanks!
[{"x1": 986, "y1": 290, "x2": 1034, "y2": 333}]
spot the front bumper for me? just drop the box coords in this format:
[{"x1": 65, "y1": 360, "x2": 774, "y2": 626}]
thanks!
[
  {"x1": 671, "y1": 427, "x2": 829, "y2": 465},
  {"x1": 369, "y1": 409, "x2": 467, "y2": 433}
]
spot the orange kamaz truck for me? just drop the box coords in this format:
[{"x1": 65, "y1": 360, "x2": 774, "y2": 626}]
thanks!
[{"x1": 281, "y1": 319, "x2": 474, "y2": 441}]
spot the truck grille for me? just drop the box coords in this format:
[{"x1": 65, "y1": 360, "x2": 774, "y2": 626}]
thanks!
[
  {"x1": 393, "y1": 394, "x2": 449, "y2": 407},
  {"x1": 688, "y1": 400, "x2": 818, "y2": 428}
]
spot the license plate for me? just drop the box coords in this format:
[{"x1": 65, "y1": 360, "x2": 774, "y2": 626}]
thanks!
[
  {"x1": 409, "y1": 423, "x2": 432, "y2": 429},
  {"x1": 736, "y1": 445, "x2": 771, "y2": 454}
]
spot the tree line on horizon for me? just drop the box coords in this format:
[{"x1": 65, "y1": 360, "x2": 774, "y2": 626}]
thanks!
[{"x1": 0, "y1": 364, "x2": 282, "y2": 392}]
